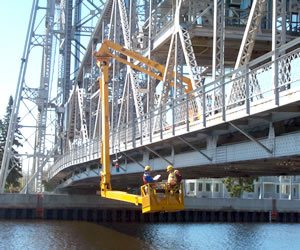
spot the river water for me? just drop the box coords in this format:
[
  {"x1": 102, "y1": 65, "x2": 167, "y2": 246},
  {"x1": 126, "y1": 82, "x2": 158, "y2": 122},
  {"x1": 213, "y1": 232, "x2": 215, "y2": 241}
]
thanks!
[{"x1": 0, "y1": 220, "x2": 299, "y2": 250}]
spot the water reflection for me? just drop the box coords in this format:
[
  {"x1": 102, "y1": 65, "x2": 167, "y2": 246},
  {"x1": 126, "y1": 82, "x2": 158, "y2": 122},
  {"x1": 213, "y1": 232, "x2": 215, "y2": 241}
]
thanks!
[
  {"x1": 105, "y1": 223, "x2": 300, "y2": 250},
  {"x1": 0, "y1": 221, "x2": 300, "y2": 250}
]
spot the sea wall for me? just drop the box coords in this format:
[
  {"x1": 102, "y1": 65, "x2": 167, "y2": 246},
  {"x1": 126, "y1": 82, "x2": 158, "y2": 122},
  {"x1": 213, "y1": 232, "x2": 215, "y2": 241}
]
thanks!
[{"x1": 0, "y1": 194, "x2": 299, "y2": 222}]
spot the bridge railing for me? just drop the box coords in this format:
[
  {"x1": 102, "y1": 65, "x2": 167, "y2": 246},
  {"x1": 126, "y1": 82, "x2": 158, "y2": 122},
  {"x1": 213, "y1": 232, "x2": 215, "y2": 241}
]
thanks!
[
  {"x1": 110, "y1": 38, "x2": 300, "y2": 153},
  {"x1": 116, "y1": 40, "x2": 300, "y2": 146},
  {"x1": 48, "y1": 137, "x2": 101, "y2": 179},
  {"x1": 48, "y1": 38, "x2": 300, "y2": 180}
]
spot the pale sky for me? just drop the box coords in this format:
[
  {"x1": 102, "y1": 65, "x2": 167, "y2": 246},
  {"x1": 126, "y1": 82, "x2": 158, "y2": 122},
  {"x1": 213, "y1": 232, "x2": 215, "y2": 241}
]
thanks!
[{"x1": 0, "y1": 1, "x2": 32, "y2": 118}]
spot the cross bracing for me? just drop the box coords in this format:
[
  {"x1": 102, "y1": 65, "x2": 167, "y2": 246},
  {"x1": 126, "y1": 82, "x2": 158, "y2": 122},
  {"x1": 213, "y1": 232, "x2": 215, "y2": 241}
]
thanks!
[{"x1": 0, "y1": 0, "x2": 299, "y2": 193}]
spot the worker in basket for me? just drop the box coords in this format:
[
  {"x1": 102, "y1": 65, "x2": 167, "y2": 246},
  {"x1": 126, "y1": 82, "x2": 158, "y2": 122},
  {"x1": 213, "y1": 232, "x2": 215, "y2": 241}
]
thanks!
[
  {"x1": 167, "y1": 165, "x2": 182, "y2": 193},
  {"x1": 143, "y1": 165, "x2": 160, "y2": 195},
  {"x1": 143, "y1": 165, "x2": 155, "y2": 184}
]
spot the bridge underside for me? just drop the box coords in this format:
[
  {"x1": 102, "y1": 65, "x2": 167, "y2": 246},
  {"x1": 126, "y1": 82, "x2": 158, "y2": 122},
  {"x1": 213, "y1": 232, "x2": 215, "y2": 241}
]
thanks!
[
  {"x1": 57, "y1": 155, "x2": 300, "y2": 194},
  {"x1": 55, "y1": 100, "x2": 300, "y2": 194},
  {"x1": 51, "y1": 95, "x2": 300, "y2": 194},
  {"x1": 52, "y1": 120, "x2": 300, "y2": 193}
]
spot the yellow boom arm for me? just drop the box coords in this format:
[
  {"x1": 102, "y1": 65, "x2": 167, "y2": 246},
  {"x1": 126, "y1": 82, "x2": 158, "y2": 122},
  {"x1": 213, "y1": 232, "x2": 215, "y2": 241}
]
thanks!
[
  {"x1": 94, "y1": 40, "x2": 184, "y2": 213},
  {"x1": 95, "y1": 39, "x2": 193, "y2": 92}
]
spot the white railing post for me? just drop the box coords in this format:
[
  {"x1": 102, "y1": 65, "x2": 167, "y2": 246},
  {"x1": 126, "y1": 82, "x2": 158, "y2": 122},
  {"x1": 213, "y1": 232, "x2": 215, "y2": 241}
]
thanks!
[
  {"x1": 186, "y1": 93, "x2": 189, "y2": 132},
  {"x1": 149, "y1": 111, "x2": 152, "y2": 143},
  {"x1": 172, "y1": 99, "x2": 175, "y2": 136},
  {"x1": 202, "y1": 85, "x2": 206, "y2": 127},
  {"x1": 273, "y1": 49, "x2": 279, "y2": 106},
  {"x1": 245, "y1": 64, "x2": 250, "y2": 114},
  {"x1": 221, "y1": 76, "x2": 226, "y2": 121}
]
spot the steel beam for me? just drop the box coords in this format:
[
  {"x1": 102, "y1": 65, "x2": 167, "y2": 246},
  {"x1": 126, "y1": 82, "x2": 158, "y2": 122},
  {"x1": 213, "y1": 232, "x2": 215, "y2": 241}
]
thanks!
[
  {"x1": 178, "y1": 136, "x2": 212, "y2": 161},
  {"x1": 121, "y1": 152, "x2": 145, "y2": 169},
  {"x1": 144, "y1": 146, "x2": 173, "y2": 166},
  {"x1": 21, "y1": 145, "x2": 59, "y2": 194},
  {"x1": 229, "y1": 122, "x2": 272, "y2": 155}
]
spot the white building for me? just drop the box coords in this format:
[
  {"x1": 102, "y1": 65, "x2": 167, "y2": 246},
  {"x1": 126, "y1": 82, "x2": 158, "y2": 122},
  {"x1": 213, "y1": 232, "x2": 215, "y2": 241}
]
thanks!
[{"x1": 185, "y1": 176, "x2": 300, "y2": 200}]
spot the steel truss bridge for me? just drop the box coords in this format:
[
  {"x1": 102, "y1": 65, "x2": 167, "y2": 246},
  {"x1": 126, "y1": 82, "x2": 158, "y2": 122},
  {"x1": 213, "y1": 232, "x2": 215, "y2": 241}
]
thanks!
[{"x1": 0, "y1": 0, "x2": 299, "y2": 193}]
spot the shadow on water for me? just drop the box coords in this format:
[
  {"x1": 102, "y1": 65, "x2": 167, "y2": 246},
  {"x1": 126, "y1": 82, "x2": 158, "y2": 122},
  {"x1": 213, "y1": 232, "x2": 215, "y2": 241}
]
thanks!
[
  {"x1": 1, "y1": 220, "x2": 300, "y2": 250},
  {"x1": 0, "y1": 220, "x2": 150, "y2": 250}
]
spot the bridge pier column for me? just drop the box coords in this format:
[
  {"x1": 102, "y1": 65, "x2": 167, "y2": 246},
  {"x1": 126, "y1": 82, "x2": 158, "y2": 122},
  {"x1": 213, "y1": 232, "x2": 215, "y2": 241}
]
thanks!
[
  {"x1": 97, "y1": 210, "x2": 103, "y2": 222},
  {"x1": 149, "y1": 212, "x2": 155, "y2": 222},
  {"x1": 112, "y1": 210, "x2": 118, "y2": 222},
  {"x1": 91, "y1": 209, "x2": 97, "y2": 222},
  {"x1": 125, "y1": 210, "x2": 132, "y2": 222},
  {"x1": 167, "y1": 212, "x2": 173, "y2": 222},
  {"x1": 219, "y1": 211, "x2": 224, "y2": 222},
  {"x1": 227, "y1": 211, "x2": 232, "y2": 222}
]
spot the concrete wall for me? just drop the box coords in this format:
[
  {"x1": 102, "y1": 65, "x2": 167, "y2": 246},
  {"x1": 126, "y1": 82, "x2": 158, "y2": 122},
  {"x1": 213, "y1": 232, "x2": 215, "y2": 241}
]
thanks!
[
  {"x1": 43, "y1": 194, "x2": 138, "y2": 209},
  {"x1": 1, "y1": 194, "x2": 300, "y2": 212},
  {"x1": 184, "y1": 197, "x2": 300, "y2": 212},
  {"x1": 0, "y1": 194, "x2": 38, "y2": 208},
  {"x1": 0, "y1": 194, "x2": 138, "y2": 209}
]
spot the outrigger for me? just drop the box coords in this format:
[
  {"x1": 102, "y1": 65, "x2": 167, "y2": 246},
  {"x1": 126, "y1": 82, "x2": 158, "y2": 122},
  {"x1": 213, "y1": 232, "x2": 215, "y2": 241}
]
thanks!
[{"x1": 94, "y1": 40, "x2": 185, "y2": 213}]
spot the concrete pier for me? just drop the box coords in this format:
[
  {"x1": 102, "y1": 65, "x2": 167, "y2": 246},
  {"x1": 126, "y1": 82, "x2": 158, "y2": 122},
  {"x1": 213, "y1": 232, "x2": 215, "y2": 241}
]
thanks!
[{"x1": 1, "y1": 194, "x2": 300, "y2": 222}]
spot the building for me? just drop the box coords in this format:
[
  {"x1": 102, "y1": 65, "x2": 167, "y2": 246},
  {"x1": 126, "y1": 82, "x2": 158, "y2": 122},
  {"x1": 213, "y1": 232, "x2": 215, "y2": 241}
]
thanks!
[{"x1": 185, "y1": 176, "x2": 300, "y2": 200}]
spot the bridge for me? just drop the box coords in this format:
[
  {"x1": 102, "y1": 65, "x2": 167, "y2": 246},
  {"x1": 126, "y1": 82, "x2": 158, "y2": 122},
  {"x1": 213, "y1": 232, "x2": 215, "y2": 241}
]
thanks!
[{"x1": 0, "y1": 0, "x2": 299, "y2": 194}]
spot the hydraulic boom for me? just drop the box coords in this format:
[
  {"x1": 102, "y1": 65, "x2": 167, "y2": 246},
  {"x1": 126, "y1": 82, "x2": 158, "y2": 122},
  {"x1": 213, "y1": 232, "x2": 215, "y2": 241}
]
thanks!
[{"x1": 94, "y1": 39, "x2": 184, "y2": 213}]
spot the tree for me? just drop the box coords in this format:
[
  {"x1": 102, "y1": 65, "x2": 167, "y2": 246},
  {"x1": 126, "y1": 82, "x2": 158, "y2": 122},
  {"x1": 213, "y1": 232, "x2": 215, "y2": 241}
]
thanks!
[
  {"x1": 0, "y1": 96, "x2": 23, "y2": 190},
  {"x1": 222, "y1": 177, "x2": 258, "y2": 198}
]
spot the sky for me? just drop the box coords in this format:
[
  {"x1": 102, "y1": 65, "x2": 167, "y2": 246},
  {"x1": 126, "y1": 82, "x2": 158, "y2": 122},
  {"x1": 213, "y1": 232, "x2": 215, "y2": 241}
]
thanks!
[{"x1": 0, "y1": 1, "x2": 32, "y2": 118}]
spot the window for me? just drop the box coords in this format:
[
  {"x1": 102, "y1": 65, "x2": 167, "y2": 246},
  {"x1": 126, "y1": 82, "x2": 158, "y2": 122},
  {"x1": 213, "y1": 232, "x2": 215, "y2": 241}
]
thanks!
[
  {"x1": 276, "y1": 185, "x2": 280, "y2": 194},
  {"x1": 198, "y1": 183, "x2": 203, "y2": 192},
  {"x1": 282, "y1": 184, "x2": 290, "y2": 195},
  {"x1": 215, "y1": 183, "x2": 219, "y2": 192},
  {"x1": 206, "y1": 183, "x2": 211, "y2": 192},
  {"x1": 189, "y1": 183, "x2": 195, "y2": 192}
]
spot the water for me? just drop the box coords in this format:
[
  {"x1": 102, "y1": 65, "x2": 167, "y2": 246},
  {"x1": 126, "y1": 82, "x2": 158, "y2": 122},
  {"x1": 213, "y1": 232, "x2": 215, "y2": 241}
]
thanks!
[{"x1": 0, "y1": 220, "x2": 300, "y2": 250}]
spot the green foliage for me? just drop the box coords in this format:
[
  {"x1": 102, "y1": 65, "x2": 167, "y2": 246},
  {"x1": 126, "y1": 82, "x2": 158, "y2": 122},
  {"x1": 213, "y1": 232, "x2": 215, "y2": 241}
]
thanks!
[
  {"x1": 0, "y1": 96, "x2": 23, "y2": 190},
  {"x1": 222, "y1": 177, "x2": 258, "y2": 198}
]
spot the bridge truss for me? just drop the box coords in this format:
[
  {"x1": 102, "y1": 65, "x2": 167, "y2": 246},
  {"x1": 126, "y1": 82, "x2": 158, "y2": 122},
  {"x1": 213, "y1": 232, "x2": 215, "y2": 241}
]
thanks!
[{"x1": 0, "y1": 0, "x2": 299, "y2": 193}]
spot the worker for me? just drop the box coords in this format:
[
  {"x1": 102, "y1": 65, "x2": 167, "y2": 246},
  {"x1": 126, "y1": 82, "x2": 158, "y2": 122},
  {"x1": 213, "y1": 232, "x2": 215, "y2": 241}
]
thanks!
[
  {"x1": 143, "y1": 165, "x2": 155, "y2": 184},
  {"x1": 167, "y1": 165, "x2": 181, "y2": 192},
  {"x1": 167, "y1": 165, "x2": 176, "y2": 188}
]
